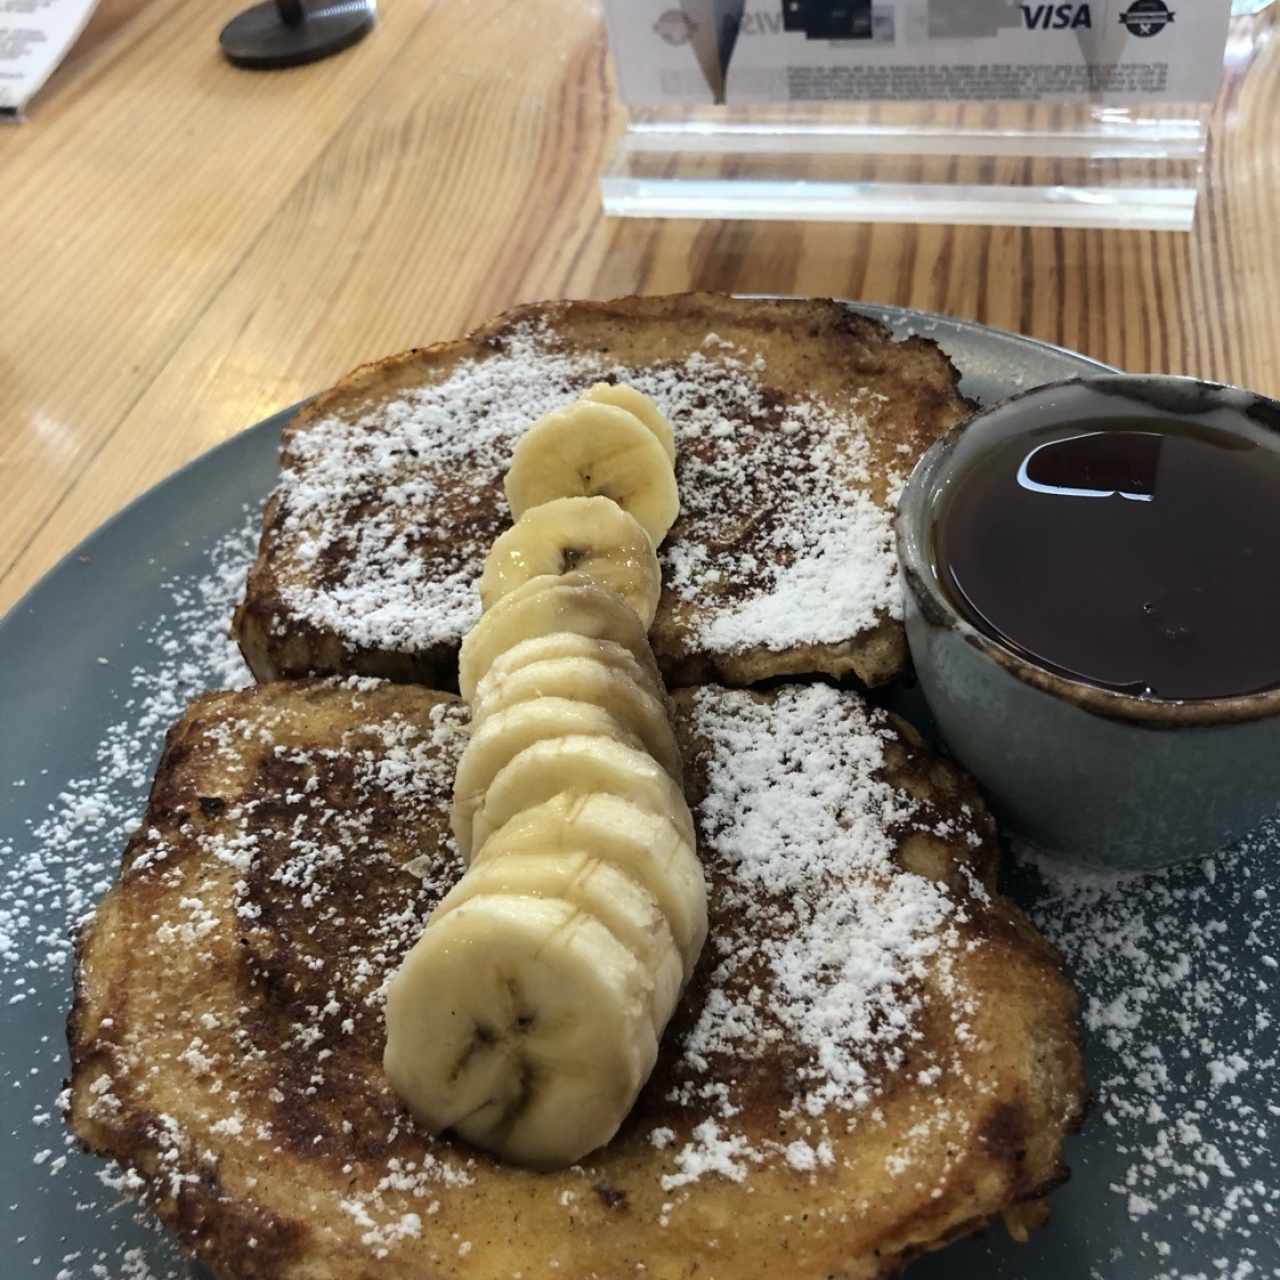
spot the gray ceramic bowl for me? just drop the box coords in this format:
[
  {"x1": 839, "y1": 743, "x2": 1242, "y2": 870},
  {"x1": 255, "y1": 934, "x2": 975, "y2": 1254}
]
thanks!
[{"x1": 896, "y1": 374, "x2": 1280, "y2": 870}]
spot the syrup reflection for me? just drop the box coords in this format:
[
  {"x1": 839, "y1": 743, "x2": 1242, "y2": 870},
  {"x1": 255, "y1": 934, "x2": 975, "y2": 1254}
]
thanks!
[{"x1": 1015, "y1": 431, "x2": 1160, "y2": 502}]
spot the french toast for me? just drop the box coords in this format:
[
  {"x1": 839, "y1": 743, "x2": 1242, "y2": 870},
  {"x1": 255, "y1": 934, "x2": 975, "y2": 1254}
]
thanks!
[
  {"x1": 68, "y1": 677, "x2": 1085, "y2": 1279},
  {"x1": 233, "y1": 294, "x2": 974, "y2": 691}
]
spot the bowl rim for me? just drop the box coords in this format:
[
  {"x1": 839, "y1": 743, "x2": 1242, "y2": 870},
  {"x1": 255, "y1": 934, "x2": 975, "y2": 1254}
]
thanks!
[{"x1": 895, "y1": 372, "x2": 1280, "y2": 728}]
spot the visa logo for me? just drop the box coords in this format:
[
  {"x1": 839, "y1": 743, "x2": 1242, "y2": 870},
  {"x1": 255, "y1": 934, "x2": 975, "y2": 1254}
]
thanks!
[{"x1": 1020, "y1": 3, "x2": 1093, "y2": 28}]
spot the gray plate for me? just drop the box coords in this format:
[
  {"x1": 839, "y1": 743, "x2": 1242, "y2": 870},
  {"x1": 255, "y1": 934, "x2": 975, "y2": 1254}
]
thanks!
[{"x1": 1, "y1": 308, "x2": 1274, "y2": 1279}]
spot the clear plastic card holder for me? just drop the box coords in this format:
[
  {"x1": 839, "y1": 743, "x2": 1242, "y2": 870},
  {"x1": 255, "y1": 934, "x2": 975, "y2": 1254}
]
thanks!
[{"x1": 600, "y1": 2, "x2": 1242, "y2": 231}]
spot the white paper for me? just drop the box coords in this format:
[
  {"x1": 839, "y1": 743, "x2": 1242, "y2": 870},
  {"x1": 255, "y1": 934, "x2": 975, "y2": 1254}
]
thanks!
[
  {"x1": 1, "y1": 0, "x2": 100, "y2": 117},
  {"x1": 605, "y1": 0, "x2": 1232, "y2": 108}
]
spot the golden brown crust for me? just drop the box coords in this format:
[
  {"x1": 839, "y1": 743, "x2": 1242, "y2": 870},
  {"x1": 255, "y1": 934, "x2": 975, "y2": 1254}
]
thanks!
[
  {"x1": 234, "y1": 294, "x2": 974, "y2": 691},
  {"x1": 68, "y1": 679, "x2": 1084, "y2": 1280}
]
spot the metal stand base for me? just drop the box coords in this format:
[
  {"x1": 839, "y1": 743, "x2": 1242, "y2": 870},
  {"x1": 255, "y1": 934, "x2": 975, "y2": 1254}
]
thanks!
[{"x1": 219, "y1": 0, "x2": 375, "y2": 71}]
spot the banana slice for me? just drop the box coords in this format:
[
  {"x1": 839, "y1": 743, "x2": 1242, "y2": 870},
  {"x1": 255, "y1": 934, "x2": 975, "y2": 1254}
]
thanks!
[
  {"x1": 472, "y1": 656, "x2": 681, "y2": 780},
  {"x1": 477, "y1": 631, "x2": 666, "y2": 705},
  {"x1": 457, "y1": 573, "x2": 652, "y2": 704},
  {"x1": 432, "y1": 853, "x2": 683, "y2": 1037},
  {"x1": 451, "y1": 697, "x2": 643, "y2": 858},
  {"x1": 479, "y1": 497, "x2": 662, "y2": 627},
  {"x1": 505, "y1": 401, "x2": 679, "y2": 546},
  {"x1": 583, "y1": 383, "x2": 676, "y2": 465},
  {"x1": 383, "y1": 894, "x2": 657, "y2": 1169},
  {"x1": 476, "y1": 793, "x2": 707, "y2": 979},
  {"x1": 471, "y1": 734, "x2": 696, "y2": 857}
]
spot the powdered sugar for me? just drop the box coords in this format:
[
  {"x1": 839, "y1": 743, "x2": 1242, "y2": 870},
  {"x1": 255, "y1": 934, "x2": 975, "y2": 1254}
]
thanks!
[
  {"x1": 267, "y1": 323, "x2": 902, "y2": 667},
  {"x1": 657, "y1": 684, "x2": 983, "y2": 1183},
  {"x1": 1, "y1": 514, "x2": 260, "y2": 1280},
  {"x1": 0, "y1": 516, "x2": 257, "y2": 990},
  {"x1": 1014, "y1": 829, "x2": 1280, "y2": 1278},
  {"x1": 659, "y1": 1120, "x2": 764, "y2": 1191},
  {"x1": 695, "y1": 488, "x2": 899, "y2": 652},
  {"x1": 274, "y1": 325, "x2": 599, "y2": 654},
  {"x1": 0, "y1": 524, "x2": 481, "y2": 1274}
]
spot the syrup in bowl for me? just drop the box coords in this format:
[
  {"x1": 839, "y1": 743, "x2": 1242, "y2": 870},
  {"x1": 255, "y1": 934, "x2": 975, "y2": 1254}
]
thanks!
[{"x1": 932, "y1": 417, "x2": 1280, "y2": 701}]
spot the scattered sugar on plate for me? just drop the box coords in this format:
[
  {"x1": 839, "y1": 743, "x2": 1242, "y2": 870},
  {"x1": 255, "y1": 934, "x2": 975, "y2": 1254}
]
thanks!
[{"x1": 1010, "y1": 832, "x2": 1280, "y2": 1277}]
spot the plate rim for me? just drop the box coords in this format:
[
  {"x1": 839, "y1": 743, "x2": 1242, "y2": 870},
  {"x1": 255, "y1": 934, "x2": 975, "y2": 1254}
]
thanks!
[
  {"x1": 0, "y1": 402, "x2": 300, "y2": 640},
  {"x1": 854, "y1": 300, "x2": 1117, "y2": 375}
]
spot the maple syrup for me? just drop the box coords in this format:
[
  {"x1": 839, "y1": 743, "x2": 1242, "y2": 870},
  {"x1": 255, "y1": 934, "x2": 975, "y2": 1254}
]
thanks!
[{"x1": 933, "y1": 418, "x2": 1280, "y2": 700}]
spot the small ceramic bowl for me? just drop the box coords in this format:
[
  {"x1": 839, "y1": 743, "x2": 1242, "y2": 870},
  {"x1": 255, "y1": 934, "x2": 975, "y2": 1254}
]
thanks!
[{"x1": 896, "y1": 374, "x2": 1280, "y2": 870}]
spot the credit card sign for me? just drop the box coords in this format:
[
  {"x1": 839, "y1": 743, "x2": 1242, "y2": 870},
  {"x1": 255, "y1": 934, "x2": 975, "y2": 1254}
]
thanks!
[{"x1": 604, "y1": 0, "x2": 1230, "y2": 105}]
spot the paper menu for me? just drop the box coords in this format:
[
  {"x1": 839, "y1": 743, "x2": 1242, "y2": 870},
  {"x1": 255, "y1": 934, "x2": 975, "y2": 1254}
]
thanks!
[{"x1": 1, "y1": 0, "x2": 100, "y2": 118}]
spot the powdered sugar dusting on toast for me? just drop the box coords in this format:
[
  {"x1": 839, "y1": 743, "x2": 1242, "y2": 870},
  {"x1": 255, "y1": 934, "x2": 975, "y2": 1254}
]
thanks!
[
  {"x1": 276, "y1": 324, "x2": 585, "y2": 653},
  {"x1": 643, "y1": 356, "x2": 903, "y2": 652},
  {"x1": 270, "y1": 324, "x2": 899, "y2": 661},
  {"x1": 82, "y1": 681, "x2": 481, "y2": 1260},
  {"x1": 661, "y1": 684, "x2": 980, "y2": 1185}
]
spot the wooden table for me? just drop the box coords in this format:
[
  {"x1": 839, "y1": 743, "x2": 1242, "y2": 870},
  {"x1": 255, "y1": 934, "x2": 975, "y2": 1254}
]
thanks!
[{"x1": 3, "y1": 0, "x2": 1278, "y2": 617}]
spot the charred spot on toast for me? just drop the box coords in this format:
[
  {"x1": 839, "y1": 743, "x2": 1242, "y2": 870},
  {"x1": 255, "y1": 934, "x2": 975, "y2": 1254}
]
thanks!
[
  {"x1": 593, "y1": 1184, "x2": 629, "y2": 1211},
  {"x1": 979, "y1": 1102, "x2": 1030, "y2": 1166}
]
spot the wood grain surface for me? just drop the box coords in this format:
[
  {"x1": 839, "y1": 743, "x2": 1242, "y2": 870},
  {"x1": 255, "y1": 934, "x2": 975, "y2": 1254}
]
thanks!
[{"x1": 2, "y1": 0, "x2": 1277, "y2": 615}]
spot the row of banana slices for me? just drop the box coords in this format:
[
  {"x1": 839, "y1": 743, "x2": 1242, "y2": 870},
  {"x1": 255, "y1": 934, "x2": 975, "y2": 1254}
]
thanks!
[{"x1": 384, "y1": 386, "x2": 708, "y2": 1170}]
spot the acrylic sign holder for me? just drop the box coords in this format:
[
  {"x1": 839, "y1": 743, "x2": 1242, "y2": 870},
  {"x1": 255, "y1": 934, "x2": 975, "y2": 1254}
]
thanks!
[{"x1": 600, "y1": 2, "x2": 1255, "y2": 230}]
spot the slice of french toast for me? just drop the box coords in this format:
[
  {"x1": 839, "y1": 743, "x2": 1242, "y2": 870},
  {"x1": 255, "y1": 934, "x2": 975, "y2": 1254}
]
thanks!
[
  {"x1": 233, "y1": 294, "x2": 973, "y2": 690},
  {"x1": 68, "y1": 677, "x2": 1084, "y2": 1280}
]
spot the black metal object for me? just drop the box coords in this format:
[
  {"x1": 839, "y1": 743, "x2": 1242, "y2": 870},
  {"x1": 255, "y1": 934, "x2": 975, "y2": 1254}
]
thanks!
[
  {"x1": 219, "y1": 0, "x2": 375, "y2": 70},
  {"x1": 780, "y1": 0, "x2": 873, "y2": 38}
]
